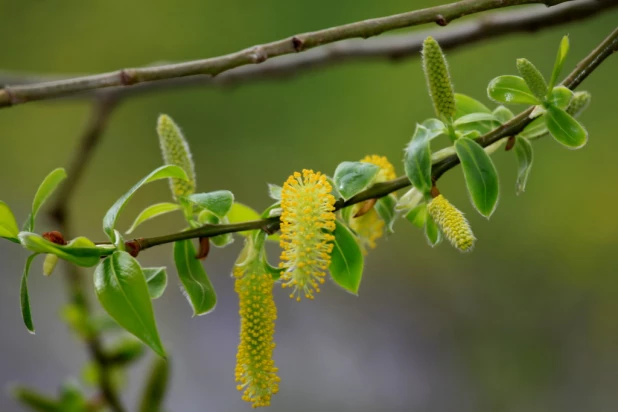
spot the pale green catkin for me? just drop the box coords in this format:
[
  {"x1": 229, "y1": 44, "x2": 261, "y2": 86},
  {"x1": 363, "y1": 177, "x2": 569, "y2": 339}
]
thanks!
[
  {"x1": 567, "y1": 91, "x2": 591, "y2": 117},
  {"x1": 516, "y1": 58, "x2": 548, "y2": 101},
  {"x1": 156, "y1": 114, "x2": 196, "y2": 199},
  {"x1": 422, "y1": 36, "x2": 456, "y2": 120}
]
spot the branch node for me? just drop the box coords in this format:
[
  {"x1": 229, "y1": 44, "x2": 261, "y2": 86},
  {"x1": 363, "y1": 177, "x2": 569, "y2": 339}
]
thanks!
[
  {"x1": 292, "y1": 36, "x2": 304, "y2": 52},
  {"x1": 196, "y1": 237, "x2": 210, "y2": 260},
  {"x1": 250, "y1": 46, "x2": 268, "y2": 63},
  {"x1": 436, "y1": 14, "x2": 448, "y2": 26},
  {"x1": 505, "y1": 136, "x2": 516, "y2": 151},
  {"x1": 43, "y1": 231, "x2": 67, "y2": 245},
  {"x1": 125, "y1": 239, "x2": 142, "y2": 258},
  {"x1": 119, "y1": 70, "x2": 137, "y2": 86}
]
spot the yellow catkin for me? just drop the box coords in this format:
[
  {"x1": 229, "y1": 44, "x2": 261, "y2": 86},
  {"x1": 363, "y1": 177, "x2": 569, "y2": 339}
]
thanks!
[
  {"x1": 234, "y1": 267, "x2": 280, "y2": 408},
  {"x1": 279, "y1": 169, "x2": 336, "y2": 301},
  {"x1": 349, "y1": 155, "x2": 396, "y2": 252},
  {"x1": 156, "y1": 114, "x2": 196, "y2": 200},
  {"x1": 427, "y1": 195, "x2": 475, "y2": 252}
]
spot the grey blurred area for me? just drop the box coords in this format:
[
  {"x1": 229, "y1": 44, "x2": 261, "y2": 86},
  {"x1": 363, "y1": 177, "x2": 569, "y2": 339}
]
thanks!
[{"x1": 1, "y1": 1, "x2": 618, "y2": 411}]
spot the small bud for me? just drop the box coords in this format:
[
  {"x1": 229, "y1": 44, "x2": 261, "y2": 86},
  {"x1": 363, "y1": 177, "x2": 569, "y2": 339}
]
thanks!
[
  {"x1": 43, "y1": 254, "x2": 58, "y2": 276},
  {"x1": 516, "y1": 58, "x2": 548, "y2": 101},
  {"x1": 422, "y1": 36, "x2": 456, "y2": 120},
  {"x1": 566, "y1": 91, "x2": 591, "y2": 118},
  {"x1": 156, "y1": 114, "x2": 196, "y2": 200},
  {"x1": 427, "y1": 195, "x2": 475, "y2": 252}
]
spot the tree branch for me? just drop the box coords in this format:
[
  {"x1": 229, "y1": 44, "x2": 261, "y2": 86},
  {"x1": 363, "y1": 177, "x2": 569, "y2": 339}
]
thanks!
[
  {"x1": 2, "y1": 0, "x2": 611, "y2": 103},
  {"x1": 48, "y1": 97, "x2": 126, "y2": 412},
  {"x1": 0, "y1": 0, "x2": 577, "y2": 108},
  {"x1": 100, "y1": 26, "x2": 616, "y2": 255}
]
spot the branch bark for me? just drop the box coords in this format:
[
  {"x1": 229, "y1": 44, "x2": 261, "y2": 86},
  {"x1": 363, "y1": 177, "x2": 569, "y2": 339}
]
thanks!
[{"x1": 0, "y1": 0, "x2": 577, "y2": 108}]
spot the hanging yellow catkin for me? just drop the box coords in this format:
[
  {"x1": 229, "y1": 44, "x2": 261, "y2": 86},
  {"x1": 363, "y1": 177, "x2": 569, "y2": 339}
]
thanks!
[
  {"x1": 427, "y1": 195, "x2": 475, "y2": 252},
  {"x1": 234, "y1": 266, "x2": 280, "y2": 408},
  {"x1": 156, "y1": 114, "x2": 196, "y2": 200},
  {"x1": 279, "y1": 169, "x2": 336, "y2": 301}
]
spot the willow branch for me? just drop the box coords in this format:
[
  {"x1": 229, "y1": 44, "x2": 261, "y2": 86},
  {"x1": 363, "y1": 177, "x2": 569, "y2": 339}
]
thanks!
[
  {"x1": 48, "y1": 97, "x2": 126, "y2": 412},
  {"x1": 0, "y1": 0, "x2": 576, "y2": 108},
  {"x1": 119, "y1": 26, "x2": 618, "y2": 254},
  {"x1": 1, "y1": 0, "x2": 611, "y2": 103}
]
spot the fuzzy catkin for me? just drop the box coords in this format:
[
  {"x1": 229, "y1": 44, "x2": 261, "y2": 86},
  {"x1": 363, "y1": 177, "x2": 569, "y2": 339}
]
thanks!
[
  {"x1": 156, "y1": 114, "x2": 196, "y2": 199},
  {"x1": 422, "y1": 36, "x2": 456, "y2": 120},
  {"x1": 427, "y1": 195, "x2": 475, "y2": 252}
]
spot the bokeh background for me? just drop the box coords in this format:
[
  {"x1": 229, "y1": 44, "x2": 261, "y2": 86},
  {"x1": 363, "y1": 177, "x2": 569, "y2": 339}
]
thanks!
[{"x1": 1, "y1": 1, "x2": 617, "y2": 411}]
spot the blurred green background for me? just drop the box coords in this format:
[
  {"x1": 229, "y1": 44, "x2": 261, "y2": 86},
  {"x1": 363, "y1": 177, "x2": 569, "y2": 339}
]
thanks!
[{"x1": 1, "y1": 1, "x2": 617, "y2": 411}]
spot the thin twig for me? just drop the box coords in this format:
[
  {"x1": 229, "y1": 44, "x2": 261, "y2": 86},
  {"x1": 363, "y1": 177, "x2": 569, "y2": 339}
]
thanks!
[
  {"x1": 48, "y1": 97, "x2": 126, "y2": 412},
  {"x1": 108, "y1": 26, "x2": 616, "y2": 253},
  {"x1": 1, "y1": 0, "x2": 611, "y2": 103},
  {"x1": 0, "y1": 0, "x2": 575, "y2": 108}
]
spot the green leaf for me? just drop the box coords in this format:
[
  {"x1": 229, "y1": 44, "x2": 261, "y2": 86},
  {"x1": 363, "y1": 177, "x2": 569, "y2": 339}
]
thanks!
[
  {"x1": 43, "y1": 253, "x2": 59, "y2": 276},
  {"x1": 12, "y1": 386, "x2": 59, "y2": 412},
  {"x1": 545, "y1": 105, "x2": 587, "y2": 149},
  {"x1": 138, "y1": 356, "x2": 170, "y2": 412},
  {"x1": 493, "y1": 106, "x2": 514, "y2": 124},
  {"x1": 454, "y1": 137, "x2": 500, "y2": 218},
  {"x1": 20, "y1": 253, "x2": 38, "y2": 334},
  {"x1": 514, "y1": 137, "x2": 534, "y2": 195},
  {"x1": 487, "y1": 75, "x2": 540, "y2": 105},
  {"x1": 173, "y1": 240, "x2": 217, "y2": 315},
  {"x1": 333, "y1": 161, "x2": 380, "y2": 200},
  {"x1": 144, "y1": 267, "x2": 168, "y2": 299},
  {"x1": 0, "y1": 201, "x2": 20, "y2": 242},
  {"x1": 375, "y1": 194, "x2": 397, "y2": 233},
  {"x1": 267, "y1": 184, "x2": 282, "y2": 201},
  {"x1": 126, "y1": 203, "x2": 181, "y2": 235},
  {"x1": 94, "y1": 251, "x2": 166, "y2": 357},
  {"x1": 454, "y1": 93, "x2": 492, "y2": 117},
  {"x1": 425, "y1": 214, "x2": 441, "y2": 247},
  {"x1": 395, "y1": 188, "x2": 423, "y2": 212},
  {"x1": 453, "y1": 112, "x2": 499, "y2": 127},
  {"x1": 548, "y1": 35, "x2": 569, "y2": 91},
  {"x1": 58, "y1": 381, "x2": 87, "y2": 412},
  {"x1": 547, "y1": 86, "x2": 573, "y2": 109},
  {"x1": 107, "y1": 336, "x2": 145, "y2": 365},
  {"x1": 103, "y1": 165, "x2": 188, "y2": 243},
  {"x1": 406, "y1": 204, "x2": 427, "y2": 228},
  {"x1": 185, "y1": 190, "x2": 234, "y2": 219},
  {"x1": 19, "y1": 233, "x2": 106, "y2": 267},
  {"x1": 329, "y1": 221, "x2": 363, "y2": 295},
  {"x1": 516, "y1": 58, "x2": 548, "y2": 101},
  {"x1": 421, "y1": 118, "x2": 447, "y2": 139},
  {"x1": 404, "y1": 124, "x2": 433, "y2": 196},
  {"x1": 25, "y1": 168, "x2": 67, "y2": 232}
]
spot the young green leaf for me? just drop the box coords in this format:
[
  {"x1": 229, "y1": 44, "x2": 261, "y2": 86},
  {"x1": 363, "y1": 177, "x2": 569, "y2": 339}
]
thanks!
[
  {"x1": 329, "y1": 221, "x2": 363, "y2": 295},
  {"x1": 425, "y1": 213, "x2": 442, "y2": 247},
  {"x1": 453, "y1": 112, "x2": 499, "y2": 127},
  {"x1": 144, "y1": 267, "x2": 168, "y2": 299},
  {"x1": 94, "y1": 251, "x2": 166, "y2": 357},
  {"x1": 0, "y1": 201, "x2": 20, "y2": 242},
  {"x1": 173, "y1": 239, "x2": 217, "y2": 316},
  {"x1": 227, "y1": 202, "x2": 280, "y2": 241},
  {"x1": 454, "y1": 93, "x2": 492, "y2": 117},
  {"x1": 267, "y1": 184, "x2": 282, "y2": 201},
  {"x1": 404, "y1": 124, "x2": 433, "y2": 197},
  {"x1": 106, "y1": 336, "x2": 145, "y2": 365},
  {"x1": 375, "y1": 194, "x2": 397, "y2": 233},
  {"x1": 421, "y1": 118, "x2": 447, "y2": 138},
  {"x1": 42, "y1": 254, "x2": 59, "y2": 276},
  {"x1": 545, "y1": 105, "x2": 588, "y2": 149},
  {"x1": 11, "y1": 386, "x2": 59, "y2": 412},
  {"x1": 157, "y1": 114, "x2": 196, "y2": 200},
  {"x1": 138, "y1": 356, "x2": 170, "y2": 412},
  {"x1": 487, "y1": 75, "x2": 540, "y2": 105},
  {"x1": 395, "y1": 187, "x2": 423, "y2": 212},
  {"x1": 185, "y1": 190, "x2": 234, "y2": 219},
  {"x1": 492, "y1": 106, "x2": 514, "y2": 124},
  {"x1": 422, "y1": 36, "x2": 456, "y2": 120},
  {"x1": 126, "y1": 203, "x2": 181, "y2": 235},
  {"x1": 58, "y1": 381, "x2": 87, "y2": 411},
  {"x1": 25, "y1": 168, "x2": 67, "y2": 232},
  {"x1": 20, "y1": 253, "x2": 38, "y2": 334},
  {"x1": 454, "y1": 137, "x2": 500, "y2": 218},
  {"x1": 514, "y1": 137, "x2": 534, "y2": 195},
  {"x1": 19, "y1": 233, "x2": 106, "y2": 267},
  {"x1": 406, "y1": 203, "x2": 427, "y2": 228},
  {"x1": 198, "y1": 211, "x2": 235, "y2": 247},
  {"x1": 548, "y1": 86, "x2": 574, "y2": 109},
  {"x1": 517, "y1": 116, "x2": 548, "y2": 140},
  {"x1": 516, "y1": 58, "x2": 548, "y2": 101},
  {"x1": 548, "y1": 35, "x2": 569, "y2": 91},
  {"x1": 333, "y1": 161, "x2": 380, "y2": 200},
  {"x1": 103, "y1": 165, "x2": 189, "y2": 243}
]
